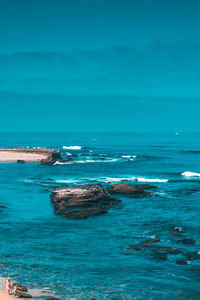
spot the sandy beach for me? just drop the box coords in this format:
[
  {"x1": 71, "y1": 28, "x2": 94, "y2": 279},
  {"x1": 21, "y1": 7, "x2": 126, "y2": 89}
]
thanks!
[
  {"x1": 0, "y1": 288, "x2": 54, "y2": 299},
  {"x1": 0, "y1": 289, "x2": 28, "y2": 299},
  {"x1": 0, "y1": 150, "x2": 50, "y2": 162}
]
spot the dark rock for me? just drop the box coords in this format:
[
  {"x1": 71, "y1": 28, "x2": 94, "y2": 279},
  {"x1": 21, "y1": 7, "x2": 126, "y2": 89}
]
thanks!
[
  {"x1": 178, "y1": 238, "x2": 195, "y2": 245},
  {"x1": 149, "y1": 246, "x2": 180, "y2": 254},
  {"x1": 141, "y1": 238, "x2": 160, "y2": 247},
  {"x1": 0, "y1": 205, "x2": 6, "y2": 208},
  {"x1": 171, "y1": 226, "x2": 183, "y2": 237},
  {"x1": 15, "y1": 291, "x2": 33, "y2": 298},
  {"x1": 17, "y1": 160, "x2": 25, "y2": 163},
  {"x1": 176, "y1": 259, "x2": 188, "y2": 265},
  {"x1": 127, "y1": 246, "x2": 142, "y2": 251},
  {"x1": 182, "y1": 251, "x2": 199, "y2": 261},
  {"x1": 51, "y1": 184, "x2": 120, "y2": 219},
  {"x1": 107, "y1": 183, "x2": 156, "y2": 195},
  {"x1": 41, "y1": 152, "x2": 67, "y2": 165},
  {"x1": 171, "y1": 231, "x2": 183, "y2": 237},
  {"x1": 148, "y1": 251, "x2": 168, "y2": 261}
]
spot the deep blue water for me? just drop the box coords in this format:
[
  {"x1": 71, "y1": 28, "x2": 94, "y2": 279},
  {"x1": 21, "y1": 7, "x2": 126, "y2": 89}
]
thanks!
[{"x1": 0, "y1": 132, "x2": 200, "y2": 299}]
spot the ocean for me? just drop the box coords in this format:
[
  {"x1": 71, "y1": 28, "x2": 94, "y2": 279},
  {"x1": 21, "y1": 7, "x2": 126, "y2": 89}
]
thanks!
[{"x1": 0, "y1": 132, "x2": 200, "y2": 300}]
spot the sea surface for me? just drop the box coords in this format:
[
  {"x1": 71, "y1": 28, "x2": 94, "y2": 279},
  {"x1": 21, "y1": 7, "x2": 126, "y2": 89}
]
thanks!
[{"x1": 0, "y1": 132, "x2": 200, "y2": 300}]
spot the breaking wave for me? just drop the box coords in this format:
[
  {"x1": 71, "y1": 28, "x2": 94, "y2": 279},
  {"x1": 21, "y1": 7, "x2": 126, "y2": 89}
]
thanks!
[
  {"x1": 181, "y1": 171, "x2": 200, "y2": 177},
  {"x1": 53, "y1": 158, "x2": 120, "y2": 165},
  {"x1": 54, "y1": 175, "x2": 168, "y2": 185},
  {"x1": 121, "y1": 155, "x2": 137, "y2": 158},
  {"x1": 137, "y1": 177, "x2": 168, "y2": 183},
  {"x1": 63, "y1": 146, "x2": 82, "y2": 150}
]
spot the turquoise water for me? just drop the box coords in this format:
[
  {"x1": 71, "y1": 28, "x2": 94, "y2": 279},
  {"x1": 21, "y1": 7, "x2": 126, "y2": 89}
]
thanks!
[{"x1": 0, "y1": 132, "x2": 200, "y2": 299}]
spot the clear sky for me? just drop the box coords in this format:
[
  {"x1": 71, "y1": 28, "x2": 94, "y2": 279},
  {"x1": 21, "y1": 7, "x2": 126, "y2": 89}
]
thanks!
[{"x1": 0, "y1": 0, "x2": 200, "y2": 131}]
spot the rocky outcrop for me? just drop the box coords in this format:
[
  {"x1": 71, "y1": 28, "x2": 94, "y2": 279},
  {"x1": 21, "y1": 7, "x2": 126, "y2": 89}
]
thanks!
[
  {"x1": 51, "y1": 184, "x2": 120, "y2": 219},
  {"x1": 107, "y1": 183, "x2": 156, "y2": 197},
  {"x1": 41, "y1": 152, "x2": 67, "y2": 165}
]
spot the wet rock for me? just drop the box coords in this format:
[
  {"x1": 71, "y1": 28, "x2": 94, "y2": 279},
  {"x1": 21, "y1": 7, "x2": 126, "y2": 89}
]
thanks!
[
  {"x1": 51, "y1": 184, "x2": 120, "y2": 219},
  {"x1": 41, "y1": 152, "x2": 66, "y2": 165},
  {"x1": 0, "y1": 205, "x2": 6, "y2": 208},
  {"x1": 171, "y1": 226, "x2": 184, "y2": 237},
  {"x1": 17, "y1": 160, "x2": 25, "y2": 163},
  {"x1": 176, "y1": 259, "x2": 188, "y2": 265},
  {"x1": 127, "y1": 246, "x2": 142, "y2": 251},
  {"x1": 182, "y1": 251, "x2": 199, "y2": 261},
  {"x1": 178, "y1": 238, "x2": 195, "y2": 245},
  {"x1": 107, "y1": 183, "x2": 156, "y2": 197},
  {"x1": 15, "y1": 291, "x2": 33, "y2": 298},
  {"x1": 171, "y1": 231, "x2": 183, "y2": 237},
  {"x1": 141, "y1": 238, "x2": 160, "y2": 247},
  {"x1": 148, "y1": 251, "x2": 168, "y2": 261}
]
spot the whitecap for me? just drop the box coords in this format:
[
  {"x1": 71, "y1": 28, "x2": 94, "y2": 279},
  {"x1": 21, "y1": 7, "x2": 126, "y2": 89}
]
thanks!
[
  {"x1": 53, "y1": 161, "x2": 71, "y2": 165},
  {"x1": 55, "y1": 179, "x2": 79, "y2": 184},
  {"x1": 62, "y1": 146, "x2": 82, "y2": 150},
  {"x1": 99, "y1": 176, "x2": 136, "y2": 183},
  {"x1": 181, "y1": 171, "x2": 200, "y2": 177},
  {"x1": 137, "y1": 177, "x2": 168, "y2": 183},
  {"x1": 66, "y1": 152, "x2": 72, "y2": 156},
  {"x1": 122, "y1": 155, "x2": 137, "y2": 158}
]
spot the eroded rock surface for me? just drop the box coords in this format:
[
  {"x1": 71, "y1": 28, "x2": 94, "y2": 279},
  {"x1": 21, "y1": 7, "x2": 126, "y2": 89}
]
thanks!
[
  {"x1": 51, "y1": 184, "x2": 120, "y2": 219},
  {"x1": 41, "y1": 152, "x2": 66, "y2": 165}
]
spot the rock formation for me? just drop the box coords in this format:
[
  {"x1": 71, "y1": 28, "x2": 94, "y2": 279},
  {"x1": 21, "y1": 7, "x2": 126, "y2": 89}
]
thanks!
[
  {"x1": 51, "y1": 184, "x2": 120, "y2": 219},
  {"x1": 107, "y1": 183, "x2": 156, "y2": 197},
  {"x1": 41, "y1": 152, "x2": 66, "y2": 165}
]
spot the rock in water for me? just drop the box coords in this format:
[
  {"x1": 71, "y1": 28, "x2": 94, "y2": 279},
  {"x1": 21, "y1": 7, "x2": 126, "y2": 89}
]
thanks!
[
  {"x1": 17, "y1": 160, "x2": 25, "y2": 163},
  {"x1": 41, "y1": 152, "x2": 67, "y2": 165},
  {"x1": 176, "y1": 259, "x2": 188, "y2": 265},
  {"x1": 107, "y1": 183, "x2": 156, "y2": 197},
  {"x1": 51, "y1": 184, "x2": 120, "y2": 219}
]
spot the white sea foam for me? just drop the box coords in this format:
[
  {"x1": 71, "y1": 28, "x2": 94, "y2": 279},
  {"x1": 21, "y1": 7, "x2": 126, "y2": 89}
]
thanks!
[
  {"x1": 55, "y1": 179, "x2": 79, "y2": 184},
  {"x1": 54, "y1": 158, "x2": 120, "y2": 165},
  {"x1": 122, "y1": 155, "x2": 137, "y2": 158},
  {"x1": 66, "y1": 152, "x2": 72, "y2": 156},
  {"x1": 181, "y1": 171, "x2": 200, "y2": 177},
  {"x1": 63, "y1": 146, "x2": 82, "y2": 150},
  {"x1": 137, "y1": 177, "x2": 168, "y2": 183},
  {"x1": 54, "y1": 174, "x2": 168, "y2": 185},
  {"x1": 53, "y1": 161, "x2": 71, "y2": 165},
  {"x1": 99, "y1": 176, "x2": 136, "y2": 183}
]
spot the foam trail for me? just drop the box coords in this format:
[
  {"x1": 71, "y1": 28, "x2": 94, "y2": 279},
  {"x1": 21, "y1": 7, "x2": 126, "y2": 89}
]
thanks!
[
  {"x1": 137, "y1": 177, "x2": 168, "y2": 183},
  {"x1": 66, "y1": 152, "x2": 72, "y2": 156},
  {"x1": 100, "y1": 176, "x2": 136, "y2": 183},
  {"x1": 181, "y1": 171, "x2": 200, "y2": 177},
  {"x1": 63, "y1": 146, "x2": 82, "y2": 150},
  {"x1": 122, "y1": 155, "x2": 137, "y2": 158},
  {"x1": 53, "y1": 161, "x2": 71, "y2": 165},
  {"x1": 55, "y1": 179, "x2": 79, "y2": 184}
]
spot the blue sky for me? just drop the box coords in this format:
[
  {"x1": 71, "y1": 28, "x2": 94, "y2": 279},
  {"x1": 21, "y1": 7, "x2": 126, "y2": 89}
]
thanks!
[{"x1": 0, "y1": 0, "x2": 200, "y2": 131}]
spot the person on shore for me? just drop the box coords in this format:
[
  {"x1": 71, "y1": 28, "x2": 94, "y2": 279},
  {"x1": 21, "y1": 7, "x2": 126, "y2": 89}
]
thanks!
[
  {"x1": 5, "y1": 276, "x2": 12, "y2": 294},
  {"x1": 12, "y1": 284, "x2": 18, "y2": 296}
]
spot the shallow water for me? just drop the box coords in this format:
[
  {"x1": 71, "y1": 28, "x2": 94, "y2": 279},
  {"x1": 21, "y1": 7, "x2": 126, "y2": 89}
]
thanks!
[{"x1": 0, "y1": 132, "x2": 200, "y2": 299}]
